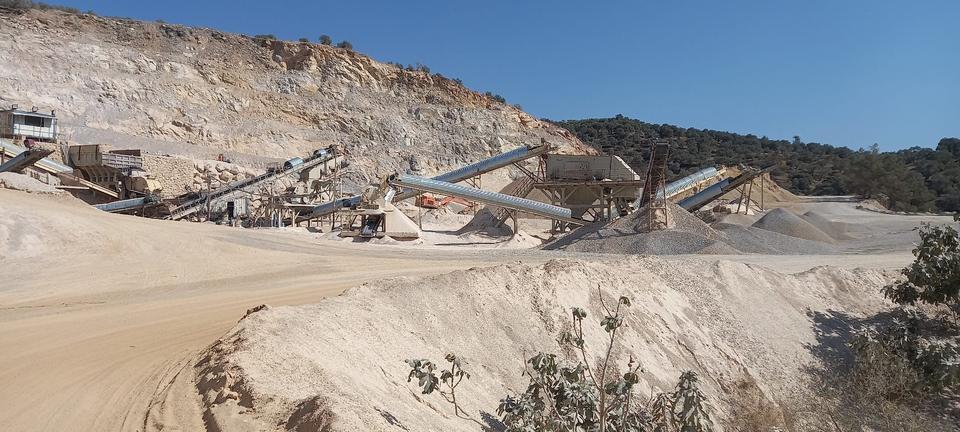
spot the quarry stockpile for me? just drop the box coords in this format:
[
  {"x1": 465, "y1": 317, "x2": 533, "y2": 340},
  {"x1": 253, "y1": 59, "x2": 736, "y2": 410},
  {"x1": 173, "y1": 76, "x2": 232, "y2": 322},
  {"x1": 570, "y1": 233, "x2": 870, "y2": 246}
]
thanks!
[
  {"x1": 0, "y1": 8, "x2": 592, "y2": 193},
  {"x1": 0, "y1": 172, "x2": 63, "y2": 194},
  {"x1": 191, "y1": 257, "x2": 893, "y2": 432},
  {"x1": 751, "y1": 208, "x2": 837, "y2": 243},
  {"x1": 547, "y1": 203, "x2": 842, "y2": 255}
]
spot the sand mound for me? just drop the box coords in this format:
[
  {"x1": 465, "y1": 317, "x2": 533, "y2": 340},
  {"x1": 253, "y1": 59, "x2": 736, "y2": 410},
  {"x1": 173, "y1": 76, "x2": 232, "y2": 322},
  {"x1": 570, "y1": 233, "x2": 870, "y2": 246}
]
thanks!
[
  {"x1": 719, "y1": 171, "x2": 798, "y2": 205},
  {"x1": 716, "y1": 212, "x2": 760, "y2": 226},
  {"x1": 546, "y1": 202, "x2": 732, "y2": 255},
  {"x1": 551, "y1": 228, "x2": 734, "y2": 255},
  {"x1": 752, "y1": 208, "x2": 836, "y2": 243},
  {"x1": 546, "y1": 202, "x2": 840, "y2": 255},
  {"x1": 713, "y1": 223, "x2": 838, "y2": 255},
  {"x1": 459, "y1": 208, "x2": 513, "y2": 236},
  {"x1": 801, "y1": 211, "x2": 854, "y2": 240},
  {"x1": 608, "y1": 201, "x2": 724, "y2": 239},
  {"x1": 0, "y1": 172, "x2": 63, "y2": 194},
  {"x1": 194, "y1": 257, "x2": 893, "y2": 432}
]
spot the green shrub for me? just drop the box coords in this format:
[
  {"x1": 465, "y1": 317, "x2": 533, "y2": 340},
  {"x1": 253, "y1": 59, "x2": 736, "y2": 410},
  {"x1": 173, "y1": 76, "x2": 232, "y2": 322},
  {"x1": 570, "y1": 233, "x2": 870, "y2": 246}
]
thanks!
[
  {"x1": 406, "y1": 290, "x2": 715, "y2": 432},
  {"x1": 0, "y1": 0, "x2": 81, "y2": 13}
]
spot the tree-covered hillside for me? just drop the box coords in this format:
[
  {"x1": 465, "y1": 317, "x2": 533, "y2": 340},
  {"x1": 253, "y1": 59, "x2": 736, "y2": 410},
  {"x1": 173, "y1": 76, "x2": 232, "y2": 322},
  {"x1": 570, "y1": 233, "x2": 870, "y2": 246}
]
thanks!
[{"x1": 553, "y1": 115, "x2": 959, "y2": 213}]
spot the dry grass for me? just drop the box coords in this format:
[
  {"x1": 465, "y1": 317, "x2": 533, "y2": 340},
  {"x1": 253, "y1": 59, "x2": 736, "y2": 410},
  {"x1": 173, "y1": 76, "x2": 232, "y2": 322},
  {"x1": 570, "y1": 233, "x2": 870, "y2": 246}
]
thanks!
[{"x1": 725, "y1": 377, "x2": 786, "y2": 432}]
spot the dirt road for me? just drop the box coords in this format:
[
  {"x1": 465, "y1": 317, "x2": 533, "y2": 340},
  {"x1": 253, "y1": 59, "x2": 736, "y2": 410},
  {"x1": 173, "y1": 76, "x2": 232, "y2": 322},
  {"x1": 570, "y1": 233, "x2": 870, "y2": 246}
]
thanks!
[{"x1": 0, "y1": 191, "x2": 535, "y2": 431}]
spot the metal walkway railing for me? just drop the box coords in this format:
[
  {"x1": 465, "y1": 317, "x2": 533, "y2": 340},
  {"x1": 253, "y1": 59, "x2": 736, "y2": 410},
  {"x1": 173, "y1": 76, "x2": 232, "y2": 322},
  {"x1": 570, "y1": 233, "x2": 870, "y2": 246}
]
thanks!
[{"x1": 493, "y1": 176, "x2": 537, "y2": 225}]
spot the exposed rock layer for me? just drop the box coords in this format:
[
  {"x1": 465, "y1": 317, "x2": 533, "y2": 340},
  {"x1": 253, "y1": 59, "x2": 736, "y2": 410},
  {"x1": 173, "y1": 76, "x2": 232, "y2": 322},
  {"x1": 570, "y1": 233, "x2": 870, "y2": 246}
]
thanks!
[{"x1": 0, "y1": 9, "x2": 590, "y2": 193}]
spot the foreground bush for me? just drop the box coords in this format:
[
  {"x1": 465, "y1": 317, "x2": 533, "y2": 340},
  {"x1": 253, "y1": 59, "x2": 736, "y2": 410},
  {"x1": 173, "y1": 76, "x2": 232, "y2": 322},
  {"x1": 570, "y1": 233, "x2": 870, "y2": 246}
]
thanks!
[
  {"x1": 808, "y1": 220, "x2": 960, "y2": 430},
  {"x1": 407, "y1": 289, "x2": 714, "y2": 432}
]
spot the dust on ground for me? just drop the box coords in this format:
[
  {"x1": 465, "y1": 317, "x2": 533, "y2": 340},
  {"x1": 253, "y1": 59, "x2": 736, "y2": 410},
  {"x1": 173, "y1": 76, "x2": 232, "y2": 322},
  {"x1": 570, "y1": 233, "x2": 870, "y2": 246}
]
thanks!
[{"x1": 187, "y1": 257, "x2": 894, "y2": 432}]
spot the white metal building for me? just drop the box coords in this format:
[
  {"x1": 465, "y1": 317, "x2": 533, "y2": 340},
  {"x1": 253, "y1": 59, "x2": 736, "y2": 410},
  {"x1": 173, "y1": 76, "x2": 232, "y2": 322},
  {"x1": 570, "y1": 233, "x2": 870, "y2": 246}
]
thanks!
[{"x1": 0, "y1": 107, "x2": 58, "y2": 141}]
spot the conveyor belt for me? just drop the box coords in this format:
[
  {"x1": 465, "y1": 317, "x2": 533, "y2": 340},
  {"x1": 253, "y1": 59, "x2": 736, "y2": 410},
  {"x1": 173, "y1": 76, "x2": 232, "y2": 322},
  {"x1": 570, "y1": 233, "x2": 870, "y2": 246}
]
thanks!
[
  {"x1": 302, "y1": 144, "x2": 550, "y2": 221},
  {"x1": 392, "y1": 144, "x2": 550, "y2": 201},
  {"x1": 389, "y1": 174, "x2": 584, "y2": 225},
  {"x1": 0, "y1": 140, "x2": 72, "y2": 173},
  {"x1": 677, "y1": 166, "x2": 775, "y2": 211},
  {"x1": 94, "y1": 196, "x2": 159, "y2": 213},
  {"x1": 167, "y1": 148, "x2": 337, "y2": 220},
  {"x1": 0, "y1": 148, "x2": 53, "y2": 173}
]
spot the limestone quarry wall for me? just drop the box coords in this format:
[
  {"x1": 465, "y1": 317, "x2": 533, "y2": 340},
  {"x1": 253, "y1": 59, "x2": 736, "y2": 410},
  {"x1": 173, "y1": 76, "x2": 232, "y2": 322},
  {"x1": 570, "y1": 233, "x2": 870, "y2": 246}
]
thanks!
[{"x1": 0, "y1": 9, "x2": 592, "y2": 190}]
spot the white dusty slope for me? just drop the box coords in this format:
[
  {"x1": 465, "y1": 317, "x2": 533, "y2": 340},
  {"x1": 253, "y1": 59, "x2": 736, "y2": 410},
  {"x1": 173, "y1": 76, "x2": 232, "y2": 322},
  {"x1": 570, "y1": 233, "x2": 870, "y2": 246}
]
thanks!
[
  {"x1": 0, "y1": 8, "x2": 589, "y2": 192},
  {"x1": 194, "y1": 257, "x2": 894, "y2": 432},
  {"x1": 0, "y1": 188, "x2": 525, "y2": 432}
]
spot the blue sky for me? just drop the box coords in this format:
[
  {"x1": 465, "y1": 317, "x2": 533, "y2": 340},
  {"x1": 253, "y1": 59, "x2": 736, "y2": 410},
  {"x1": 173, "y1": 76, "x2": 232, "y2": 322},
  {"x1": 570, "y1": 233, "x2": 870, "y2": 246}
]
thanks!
[{"x1": 56, "y1": 0, "x2": 958, "y2": 150}]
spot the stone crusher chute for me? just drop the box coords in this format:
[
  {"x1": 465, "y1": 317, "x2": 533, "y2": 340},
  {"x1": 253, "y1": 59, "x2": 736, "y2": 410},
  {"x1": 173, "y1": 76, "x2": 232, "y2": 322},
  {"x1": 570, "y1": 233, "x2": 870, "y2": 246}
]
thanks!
[
  {"x1": 299, "y1": 143, "x2": 551, "y2": 222},
  {"x1": 0, "y1": 148, "x2": 53, "y2": 174},
  {"x1": 336, "y1": 177, "x2": 421, "y2": 240},
  {"x1": 0, "y1": 139, "x2": 118, "y2": 198},
  {"x1": 0, "y1": 139, "x2": 71, "y2": 173},
  {"x1": 94, "y1": 196, "x2": 160, "y2": 213},
  {"x1": 166, "y1": 147, "x2": 341, "y2": 220}
]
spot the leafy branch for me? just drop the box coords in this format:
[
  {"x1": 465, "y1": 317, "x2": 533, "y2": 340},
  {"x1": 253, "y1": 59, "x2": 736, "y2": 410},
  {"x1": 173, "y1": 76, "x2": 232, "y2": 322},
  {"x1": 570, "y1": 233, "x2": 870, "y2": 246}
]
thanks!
[{"x1": 406, "y1": 288, "x2": 715, "y2": 432}]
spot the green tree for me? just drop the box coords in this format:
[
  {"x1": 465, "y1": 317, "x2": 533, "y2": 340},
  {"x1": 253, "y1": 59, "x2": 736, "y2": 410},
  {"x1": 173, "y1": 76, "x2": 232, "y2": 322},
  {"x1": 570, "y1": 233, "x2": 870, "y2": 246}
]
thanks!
[
  {"x1": 850, "y1": 220, "x2": 960, "y2": 400},
  {"x1": 553, "y1": 116, "x2": 958, "y2": 212},
  {"x1": 318, "y1": 34, "x2": 332, "y2": 45}
]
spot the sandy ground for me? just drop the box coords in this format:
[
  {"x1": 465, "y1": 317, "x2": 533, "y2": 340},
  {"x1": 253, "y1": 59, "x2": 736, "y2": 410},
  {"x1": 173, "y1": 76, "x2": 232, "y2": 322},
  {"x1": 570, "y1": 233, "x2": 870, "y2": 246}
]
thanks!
[
  {"x1": 0, "y1": 189, "x2": 537, "y2": 432},
  {"x1": 191, "y1": 258, "x2": 895, "y2": 432},
  {"x1": 0, "y1": 188, "x2": 950, "y2": 431}
]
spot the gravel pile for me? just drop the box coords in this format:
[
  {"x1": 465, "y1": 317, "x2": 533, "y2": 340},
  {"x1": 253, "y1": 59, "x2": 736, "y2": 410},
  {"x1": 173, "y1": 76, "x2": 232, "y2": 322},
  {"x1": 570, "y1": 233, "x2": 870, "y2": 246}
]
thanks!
[
  {"x1": 545, "y1": 202, "x2": 735, "y2": 255},
  {"x1": 0, "y1": 172, "x2": 62, "y2": 194},
  {"x1": 608, "y1": 201, "x2": 727, "y2": 239},
  {"x1": 751, "y1": 208, "x2": 836, "y2": 243},
  {"x1": 547, "y1": 203, "x2": 842, "y2": 256},
  {"x1": 713, "y1": 223, "x2": 838, "y2": 254},
  {"x1": 801, "y1": 211, "x2": 854, "y2": 240},
  {"x1": 549, "y1": 228, "x2": 737, "y2": 255},
  {"x1": 716, "y1": 212, "x2": 759, "y2": 226}
]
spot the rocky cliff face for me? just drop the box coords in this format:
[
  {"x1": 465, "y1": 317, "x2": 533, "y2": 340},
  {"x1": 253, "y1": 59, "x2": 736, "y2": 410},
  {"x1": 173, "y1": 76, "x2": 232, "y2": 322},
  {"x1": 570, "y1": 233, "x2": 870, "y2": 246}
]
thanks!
[{"x1": 0, "y1": 8, "x2": 590, "y2": 192}]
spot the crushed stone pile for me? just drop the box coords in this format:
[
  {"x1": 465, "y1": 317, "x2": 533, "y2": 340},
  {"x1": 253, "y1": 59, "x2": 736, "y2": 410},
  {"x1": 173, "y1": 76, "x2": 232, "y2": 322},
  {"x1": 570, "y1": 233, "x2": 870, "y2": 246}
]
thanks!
[
  {"x1": 193, "y1": 257, "x2": 894, "y2": 432},
  {"x1": 0, "y1": 172, "x2": 63, "y2": 194},
  {"x1": 545, "y1": 201, "x2": 731, "y2": 254},
  {"x1": 716, "y1": 212, "x2": 760, "y2": 226},
  {"x1": 751, "y1": 208, "x2": 836, "y2": 243},
  {"x1": 459, "y1": 208, "x2": 514, "y2": 236},
  {"x1": 547, "y1": 202, "x2": 839, "y2": 255},
  {"x1": 801, "y1": 211, "x2": 854, "y2": 240},
  {"x1": 712, "y1": 223, "x2": 838, "y2": 255}
]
